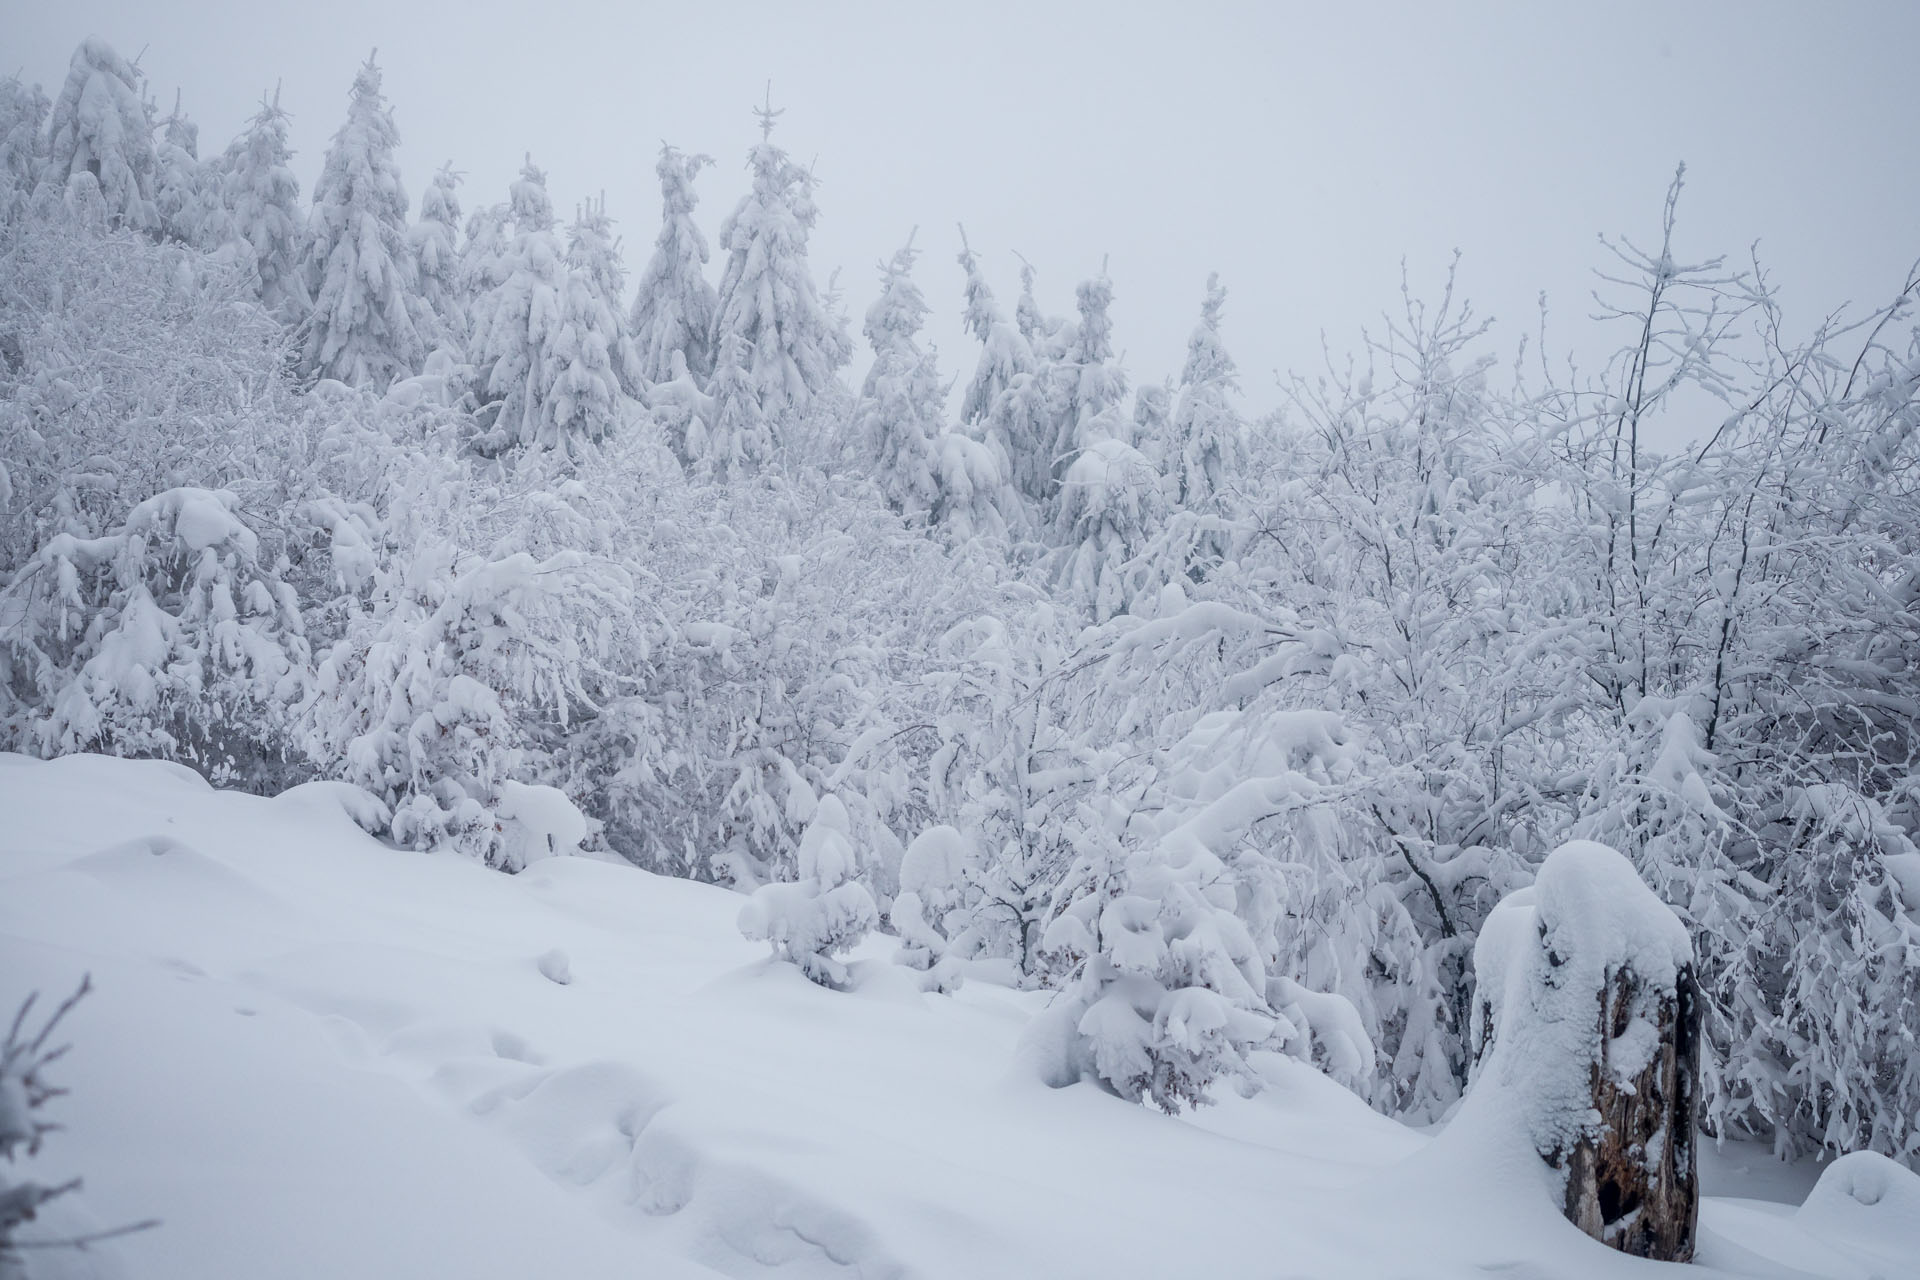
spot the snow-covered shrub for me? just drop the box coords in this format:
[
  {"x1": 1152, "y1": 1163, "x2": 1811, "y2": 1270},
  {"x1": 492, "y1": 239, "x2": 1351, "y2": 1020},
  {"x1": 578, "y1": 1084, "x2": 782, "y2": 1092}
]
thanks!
[
  {"x1": 890, "y1": 824, "x2": 981, "y2": 983},
  {"x1": 1723, "y1": 785, "x2": 1920, "y2": 1164},
  {"x1": 1, "y1": 980, "x2": 86, "y2": 1276},
  {"x1": 1052, "y1": 437, "x2": 1166, "y2": 621},
  {"x1": 0, "y1": 487, "x2": 310, "y2": 784},
  {"x1": 570, "y1": 461, "x2": 1012, "y2": 888},
  {"x1": 1030, "y1": 832, "x2": 1277, "y2": 1113},
  {"x1": 739, "y1": 795, "x2": 879, "y2": 987},
  {"x1": 306, "y1": 534, "x2": 629, "y2": 866}
]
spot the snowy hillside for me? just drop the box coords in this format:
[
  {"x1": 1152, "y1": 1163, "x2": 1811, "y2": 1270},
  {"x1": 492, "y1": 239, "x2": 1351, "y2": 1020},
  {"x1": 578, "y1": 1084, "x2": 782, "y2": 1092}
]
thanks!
[{"x1": 3, "y1": 753, "x2": 1914, "y2": 1280}]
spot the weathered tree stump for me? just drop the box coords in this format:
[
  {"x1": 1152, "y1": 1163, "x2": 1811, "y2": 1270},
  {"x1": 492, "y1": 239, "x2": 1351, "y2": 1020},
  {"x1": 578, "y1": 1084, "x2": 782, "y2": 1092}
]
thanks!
[
  {"x1": 1468, "y1": 840, "x2": 1701, "y2": 1263},
  {"x1": 1558, "y1": 960, "x2": 1699, "y2": 1260}
]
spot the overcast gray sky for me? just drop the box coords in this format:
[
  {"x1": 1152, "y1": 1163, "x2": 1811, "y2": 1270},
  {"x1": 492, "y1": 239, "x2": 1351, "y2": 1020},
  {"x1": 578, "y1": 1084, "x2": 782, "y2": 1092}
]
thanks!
[{"x1": 8, "y1": 1, "x2": 1917, "y2": 428}]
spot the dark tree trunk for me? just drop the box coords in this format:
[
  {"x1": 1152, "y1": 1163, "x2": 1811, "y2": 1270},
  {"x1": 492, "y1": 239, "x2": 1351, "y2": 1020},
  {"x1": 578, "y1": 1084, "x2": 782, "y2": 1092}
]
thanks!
[{"x1": 1556, "y1": 961, "x2": 1700, "y2": 1261}]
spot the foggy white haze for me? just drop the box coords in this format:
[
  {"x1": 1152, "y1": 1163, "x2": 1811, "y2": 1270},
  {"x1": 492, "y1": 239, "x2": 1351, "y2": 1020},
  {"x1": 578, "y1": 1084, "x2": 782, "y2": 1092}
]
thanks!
[{"x1": 8, "y1": 0, "x2": 1917, "y2": 430}]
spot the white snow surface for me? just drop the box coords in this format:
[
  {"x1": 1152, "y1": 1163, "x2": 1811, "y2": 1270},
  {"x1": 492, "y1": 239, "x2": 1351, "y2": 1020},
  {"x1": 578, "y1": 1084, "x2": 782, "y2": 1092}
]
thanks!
[{"x1": 0, "y1": 754, "x2": 1903, "y2": 1279}]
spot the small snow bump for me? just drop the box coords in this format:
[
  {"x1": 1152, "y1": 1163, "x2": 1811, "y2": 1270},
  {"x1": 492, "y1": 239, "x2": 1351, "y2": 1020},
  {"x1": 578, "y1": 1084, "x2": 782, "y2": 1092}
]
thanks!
[{"x1": 537, "y1": 948, "x2": 572, "y2": 985}]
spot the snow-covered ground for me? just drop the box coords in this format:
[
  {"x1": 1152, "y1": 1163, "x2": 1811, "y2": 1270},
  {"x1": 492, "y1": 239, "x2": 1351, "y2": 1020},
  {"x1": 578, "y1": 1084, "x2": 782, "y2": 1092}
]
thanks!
[{"x1": 3, "y1": 753, "x2": 1914, "y2": 1279}]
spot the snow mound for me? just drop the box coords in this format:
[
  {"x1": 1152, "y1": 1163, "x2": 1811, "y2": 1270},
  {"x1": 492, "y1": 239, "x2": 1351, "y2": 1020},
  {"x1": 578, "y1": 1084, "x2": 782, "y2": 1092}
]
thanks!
[
  {"x1": 1795, "y1": 1151, "x2": 1920, "y2": 1263},
  {"x1": 496, "y1": 781, "x2": 592, "y2": 869}
]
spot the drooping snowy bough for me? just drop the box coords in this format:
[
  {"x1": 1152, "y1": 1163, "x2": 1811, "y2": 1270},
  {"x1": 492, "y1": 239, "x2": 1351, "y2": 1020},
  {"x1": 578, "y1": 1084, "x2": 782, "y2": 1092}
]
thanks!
[{"x1": 1468, "y1": 841, "x2": 1700, "y2": 1261}]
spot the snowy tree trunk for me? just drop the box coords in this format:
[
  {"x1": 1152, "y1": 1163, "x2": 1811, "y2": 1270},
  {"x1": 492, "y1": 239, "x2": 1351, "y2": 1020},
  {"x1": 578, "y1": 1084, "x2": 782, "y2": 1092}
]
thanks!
[
  {"x1": 1558, "y1": 960, "x2": 1699, "y2": 1261},
  {"x1": 1468, "y1": 841, "x2": 1700, "y2": 1264}
]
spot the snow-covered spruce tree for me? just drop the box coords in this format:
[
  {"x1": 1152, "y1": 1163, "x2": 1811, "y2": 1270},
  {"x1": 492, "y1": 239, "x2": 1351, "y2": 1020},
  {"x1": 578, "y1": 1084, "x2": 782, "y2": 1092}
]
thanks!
[
  {"x1": 221, "y1": 86, "x2": 310, "y2": 324},
  {"x1": 300, "y1": 53, "x2": 424, "y2": 389},
  {"x1": 541, "y1": 195, "x2": 640, "y2": 450},
  {"x1": 739, "y1": 794, "x2": 880, "y2": 988},
  {"x1": 0, "y1": 76, "x2": 49, "y2": 227},
  {"x1": 631, "y1": 145, "x2": 718, "y2": 387},
  {"x1": 409, "y1": 163, "x2": 465, "y2": 355},
  {"x1": 37, "y1": 37, "x2": 159, "y2": 235},
  {"x1": 854, "y1": 234, "x2": 942, "y2": 521},
  {"x1": 956, "y1": 234, "x2": 1052, "y2": 514},
  {"x1": 457, "y1": 198, "x2": 510, "y2": 331},
  {"x1": 1040, "y1": 269, "x2": 1128, "y2": 498},
  {"x1": 703, "y1": 99, "x2": 851, "y2": 473},
  {"x1": 153, "y1": 91, "x2": 235, "y2": 256},
  {"x1": 1165, "y1": 274, "x2": 1247, "y2": 570},
  {"x1": 469, "y1": 161, "x2": 568, "y2": 450},
  {"x1": 0, "y1": 488, "x2": 311, "y2": 785}
]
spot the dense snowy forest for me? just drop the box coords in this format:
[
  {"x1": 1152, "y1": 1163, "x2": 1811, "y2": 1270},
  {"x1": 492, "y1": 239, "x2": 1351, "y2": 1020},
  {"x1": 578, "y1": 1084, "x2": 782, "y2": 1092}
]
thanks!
[{"x1": 2, "y1": 33, "x2": 1919, "y2": 1254}]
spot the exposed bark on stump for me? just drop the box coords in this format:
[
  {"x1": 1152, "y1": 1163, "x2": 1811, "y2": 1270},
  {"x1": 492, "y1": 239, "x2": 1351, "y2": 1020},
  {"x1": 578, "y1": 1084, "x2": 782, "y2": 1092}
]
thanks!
[{"x1": 1557, "y1": 961, "x2": 1700, "y2": 1261}]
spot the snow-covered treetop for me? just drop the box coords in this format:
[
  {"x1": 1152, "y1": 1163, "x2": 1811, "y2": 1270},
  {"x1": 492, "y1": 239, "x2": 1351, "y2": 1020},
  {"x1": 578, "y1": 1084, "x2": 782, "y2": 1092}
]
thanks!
[
  {"x1": 864, "y1": 231, "x2": 931, "y2": 354},
  {"x1": 566, "y1": 192, "x2": 627, "y2": 314},
  {"x1": 418, "y1": 162, "x2": 461, "y2": 231},
  {"x1": 509, "y1": 156, "x2": 554, "y2": 233},
  {"x1": 160, "y1": 89, "x2": 198, "y2": 158},
  {"x1": 1181, "y1": 273, "x2": 1236, "y2": 390}
]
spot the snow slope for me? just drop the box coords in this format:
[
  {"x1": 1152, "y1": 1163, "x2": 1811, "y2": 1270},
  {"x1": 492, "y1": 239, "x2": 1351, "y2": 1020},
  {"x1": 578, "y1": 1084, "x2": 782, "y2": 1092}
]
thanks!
[{"x1": 2, "y1": 753, "x2": 1913, "y2": 1279}]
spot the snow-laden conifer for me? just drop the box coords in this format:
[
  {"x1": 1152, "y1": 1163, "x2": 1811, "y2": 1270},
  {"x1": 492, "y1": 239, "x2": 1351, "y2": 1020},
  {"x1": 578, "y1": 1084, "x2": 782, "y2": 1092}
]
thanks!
[
  {"x1": 469, "y1": 161, "x2": 568, "y2": 449},
  {"x1": 1164, "y1": 274, "x2": 1247, "y2": 570},
  {"x1": 704, "y1": 97, "x2": 851, "y2": 471},
  {"x1": 1169, "y1": 275, "x2": 1246, "y2": 506},
  {"x1": 38, "y1": 37, "x2": 159, "y2": 234},
  {"x1": 542, "y1": 196, "x2": 638, "y2": 449},
  {"x1": 854, "y1": 234, "x2": 942, "y2": 520},
  {"x1": 154, "y1": 91, "x2": 228, "y2": 249},
  {"x1": 956, "y1": 234, "x2": 1052, "y2": 511},
  {"x1": 300, "y1": 53, "x2": 424, "y2": 389},
  {"x1": 630, "y1": 145, "x2": 718, "y2": 386},
  {"x1": 221, "y1": 85, "x2": 310, "y2": 323},
  {"x1": 409, "y1": 164, "x2": 465, "y2": 354}
]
